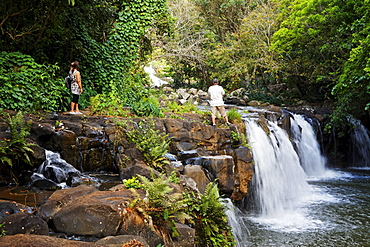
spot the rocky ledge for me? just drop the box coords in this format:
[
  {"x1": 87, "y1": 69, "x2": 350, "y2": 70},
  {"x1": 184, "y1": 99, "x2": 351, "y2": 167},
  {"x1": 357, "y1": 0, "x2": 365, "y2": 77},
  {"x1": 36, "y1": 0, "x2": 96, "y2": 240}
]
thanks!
[{"x1": 0, "y1": 105, "x2": 334, "y2": 246}]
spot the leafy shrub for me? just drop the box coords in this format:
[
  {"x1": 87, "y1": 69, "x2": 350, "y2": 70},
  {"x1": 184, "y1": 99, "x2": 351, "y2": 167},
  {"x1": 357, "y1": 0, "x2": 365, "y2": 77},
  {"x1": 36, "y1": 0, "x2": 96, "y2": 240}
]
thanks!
[
  {"x1": 131, "y1": 97, "x2": 165, "y2": 118},
  {"x1": 0, "y1": 51, "x2": 69, "y2": 112},
  {"x1": 227, "y1": 108, "x2": 242, "y2": 124},
  {"x1": 230, "y1": 130, "x2": 249, "y2": 148},
  {"x1": 164, "y1": 101, "x2": 201, "y2": 114},
  {"x1": 90, "y1": 93, "x2": 132, "y2": 117},
  {"x1": 0, "y1": 223, "x2": 5, "y2": 237},
  {"x1": 123, "y1": 177, "x2": 142, "y2": 189},
  {"x1": 115, "y1": 119, "x2": 170, "y2": 172}
]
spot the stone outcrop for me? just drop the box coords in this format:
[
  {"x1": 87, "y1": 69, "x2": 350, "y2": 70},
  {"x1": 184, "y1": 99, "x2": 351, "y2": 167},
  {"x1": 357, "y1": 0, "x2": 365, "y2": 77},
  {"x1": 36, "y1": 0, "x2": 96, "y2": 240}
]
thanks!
[{"x1": 0, "y1": 110, "x2": 255, "y2": 200}]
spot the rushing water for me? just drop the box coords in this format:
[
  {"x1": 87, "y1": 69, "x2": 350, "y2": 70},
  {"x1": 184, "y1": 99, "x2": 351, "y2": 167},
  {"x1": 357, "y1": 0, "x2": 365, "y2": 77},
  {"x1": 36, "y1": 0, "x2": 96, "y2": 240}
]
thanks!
[
  {"x1": 231, "y1": 113, "x2": 370, "y2": 247},
  {"x1": 231, "y1": 170, "x2": 370, "y2": 247}
]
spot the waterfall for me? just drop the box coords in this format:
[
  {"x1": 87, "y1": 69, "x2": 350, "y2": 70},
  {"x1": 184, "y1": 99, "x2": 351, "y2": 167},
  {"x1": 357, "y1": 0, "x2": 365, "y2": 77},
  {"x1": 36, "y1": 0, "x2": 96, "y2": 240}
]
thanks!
[
  {"x1": 290, "y1": 114, "x2": 327, "y2": 176},
  {"x1": 245, "y1": 119, "x2": 311, "y2": 217},
  {"x1": 31, "y1": 150, "x2": 100, "y2": 189},
  {"x1": 348, "y1": 117, "x2": 370, "y2": 167},
  {"x1": 144, "y1": 65, "x2": 169, "y2": 87}
]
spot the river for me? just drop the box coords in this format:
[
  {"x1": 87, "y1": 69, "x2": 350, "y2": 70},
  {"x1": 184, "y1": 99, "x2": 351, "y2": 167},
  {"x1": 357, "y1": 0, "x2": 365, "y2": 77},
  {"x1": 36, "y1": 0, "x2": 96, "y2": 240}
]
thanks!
[{"x1": 231, "y1": 169, "x2": 370, "y2": 247}]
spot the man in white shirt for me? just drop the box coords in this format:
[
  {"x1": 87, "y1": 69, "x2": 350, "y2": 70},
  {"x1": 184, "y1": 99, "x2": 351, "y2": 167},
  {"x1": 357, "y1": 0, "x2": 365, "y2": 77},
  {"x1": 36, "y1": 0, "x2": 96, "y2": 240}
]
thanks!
[{"x1": 208, "y1": 79, "x2": 230, "y2": 126}]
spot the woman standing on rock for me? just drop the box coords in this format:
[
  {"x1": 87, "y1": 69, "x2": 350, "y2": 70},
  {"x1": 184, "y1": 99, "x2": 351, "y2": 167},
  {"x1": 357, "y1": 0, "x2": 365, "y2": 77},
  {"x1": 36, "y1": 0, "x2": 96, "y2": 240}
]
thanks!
[{"x1": 69, "y1": 61, "x2": 83, "y2": 114}]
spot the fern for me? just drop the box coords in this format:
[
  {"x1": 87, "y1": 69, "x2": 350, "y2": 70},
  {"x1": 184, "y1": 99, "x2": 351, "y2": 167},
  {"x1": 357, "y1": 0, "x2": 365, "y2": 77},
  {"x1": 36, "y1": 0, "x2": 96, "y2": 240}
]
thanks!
[
  {"x1": 0, "y1": 112, "x2": 34, "y2": 184},
  {"x1": 129, "y1": 173, "x2": 191, "y2": 244},
  {"x1": 187, "y1": 182, "x2": 236, "y2": 247},
  {"x1": 115, "y1": 119, "x2": 171, "y2": 171}
]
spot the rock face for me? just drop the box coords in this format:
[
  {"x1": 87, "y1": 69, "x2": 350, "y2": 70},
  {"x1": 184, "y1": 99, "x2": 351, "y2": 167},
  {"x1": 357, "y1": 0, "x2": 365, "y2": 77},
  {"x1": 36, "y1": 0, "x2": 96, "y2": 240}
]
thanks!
[{"x1": 0, "y1": 111, "x2": 254, "y2": 201}]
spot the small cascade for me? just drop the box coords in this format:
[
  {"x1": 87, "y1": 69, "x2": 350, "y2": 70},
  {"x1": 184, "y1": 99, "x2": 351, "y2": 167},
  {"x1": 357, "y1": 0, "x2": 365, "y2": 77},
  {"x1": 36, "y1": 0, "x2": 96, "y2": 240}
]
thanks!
[
  {"x1": 31, "y1": 150, "x2": 100, "y2": 189},
  {"x1": 348, "y1": 117, "x2": 370, "y2": 167},
  {"x1": 245, "y1": 119, "x2": 311, "y2": 217},
  {"x1": 144, "y1": 65, "x2": 169, "y2": 87},
  {"x1": 290, "y1": 114, "x2": 327, "y2": 176},
  {"x1": 223, "y1": 198, "x2": 249, "y2": 246}
]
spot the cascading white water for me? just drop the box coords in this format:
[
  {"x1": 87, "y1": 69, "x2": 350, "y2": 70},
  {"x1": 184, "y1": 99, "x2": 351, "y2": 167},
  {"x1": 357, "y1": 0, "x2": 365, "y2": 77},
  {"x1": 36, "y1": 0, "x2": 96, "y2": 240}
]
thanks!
[
  {"x1": 245, "y1": 119, "x2": 312, "y2": 218},
  {"x1": 348, "y1": 117, "x2": 370, "y2": 167},
  {"x1": 31, "y1": 150, "x2": 100, "y2": 188},
  {"x1": 290, "y1": 114, "x2": 327, "y2": 176},
  {"x1": 223, "y1": 198, "x2": 249, "y2": 247}
]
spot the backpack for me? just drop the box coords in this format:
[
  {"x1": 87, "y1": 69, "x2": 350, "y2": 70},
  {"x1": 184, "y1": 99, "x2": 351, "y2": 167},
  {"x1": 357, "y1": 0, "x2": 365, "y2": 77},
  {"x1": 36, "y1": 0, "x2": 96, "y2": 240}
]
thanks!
[{"x1": 65, "y1": 75, "x2": 72, "y2": 89}]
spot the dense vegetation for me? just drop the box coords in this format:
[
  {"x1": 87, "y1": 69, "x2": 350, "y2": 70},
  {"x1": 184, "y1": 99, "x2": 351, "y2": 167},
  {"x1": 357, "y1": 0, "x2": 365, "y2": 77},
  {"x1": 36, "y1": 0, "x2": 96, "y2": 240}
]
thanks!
[{"x1": 1, "y1": 0, "x2": 369, "y2": 131}]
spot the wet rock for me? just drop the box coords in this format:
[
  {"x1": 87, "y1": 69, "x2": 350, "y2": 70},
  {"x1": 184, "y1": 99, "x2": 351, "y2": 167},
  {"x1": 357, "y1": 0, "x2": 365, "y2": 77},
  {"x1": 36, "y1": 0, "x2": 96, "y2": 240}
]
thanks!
[
  {"x1": 0, "y1": 200, "x2": 33, "y2": 222},
  {"x1": 31, "y1": 175, "x2": 60, "y2": 190},
  {"x1": 1, "y1": 212, "x2": 49, "y2": 235}
]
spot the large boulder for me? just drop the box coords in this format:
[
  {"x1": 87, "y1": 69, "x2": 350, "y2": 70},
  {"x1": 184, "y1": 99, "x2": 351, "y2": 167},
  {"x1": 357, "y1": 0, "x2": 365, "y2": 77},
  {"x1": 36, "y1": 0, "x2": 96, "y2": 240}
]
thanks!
[
  {"x1": 185, "y1": 155, "x2": 235, "y2": 195},
  {"x1": 1, "y1": 213, "x2": 49, "y2": 235},
  {"x1": 37, "y1": 185, "x2": 99, "y2": 221},
  {"x1": 119, "y1": 160, "x2": 161, "y2": 180},
  {"x1": 0, "y1": 234, "x2": 106, "y2": 247},
  {"x1": 183, "y1": 165, "x2": 210, "y2": 193},
  {"x1": 172, "y1": 223, "x2": 196, "y2": 247}
]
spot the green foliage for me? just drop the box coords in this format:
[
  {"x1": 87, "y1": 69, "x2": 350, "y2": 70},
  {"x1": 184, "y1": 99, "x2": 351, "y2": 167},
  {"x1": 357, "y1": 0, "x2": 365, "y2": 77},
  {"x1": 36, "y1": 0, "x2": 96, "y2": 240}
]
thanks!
[
  {"x1": 271, "y1": 0, "x2": 360, "y2": 101},
  {"x1": 90, "y1": 93, "x2": 132, "y2": 117},
  {"x1": 248, "y1": 90, "x2": 282, "y2": 105},
  {"x1": 0, "y1": 223, "x2": 5, "y2": 237},
  {"x1": 186, "y1": 182, "x2": 235, "y2": 247},
  {"x1": 0, "y1": 112, "x2": 35, "y2": 184},
  {"x1": 131, "y1": 98, "x2": 165, "y2": 118},
  {"x1": 0, "y1": 52, "x2": 69, "y2": 112},
  {"x1": 330, "y1": 3, "x2": 370, "y2": 125},
  {"x1": 164, "y1": 101, "x2": 200, "y2": 114},
  {"x1": 123, "y1": 177, "x2": 142, "y2": 189},
  {"x1": 129, "y1": 174, "x2": 191, "y2": 244},
  {"x1": 230, "y1": 130, "x2": 249, "y2": 148},
  {"x1": 227, "y1": 108, "x2": 242, "y2": 124},
  {"x1": 206, "y1": 1, "x2": 280, "y2": 91},
  {"x1": 115, "y1": 119, "x2": 171, "y2": 172}
]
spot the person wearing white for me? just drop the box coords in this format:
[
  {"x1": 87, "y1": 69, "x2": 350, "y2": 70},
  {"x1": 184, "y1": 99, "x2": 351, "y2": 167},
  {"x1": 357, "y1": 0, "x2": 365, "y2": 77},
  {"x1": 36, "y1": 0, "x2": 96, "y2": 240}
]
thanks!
[{"x1": 208, "y1": 79, "x2": 230, "y2": 126}]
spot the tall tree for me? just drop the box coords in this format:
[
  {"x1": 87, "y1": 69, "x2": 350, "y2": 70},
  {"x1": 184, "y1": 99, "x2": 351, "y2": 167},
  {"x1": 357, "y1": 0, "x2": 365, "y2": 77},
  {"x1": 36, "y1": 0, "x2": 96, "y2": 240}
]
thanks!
[
  {"x1": 331, "y1": 2, "x2": 370, "y2": 128},
  {"x1": 271, "y1": 0, "x2": 359, "y2": 101},
  {"x1": 206, "y1": 0, "x2": 280, "y2": 90}
]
